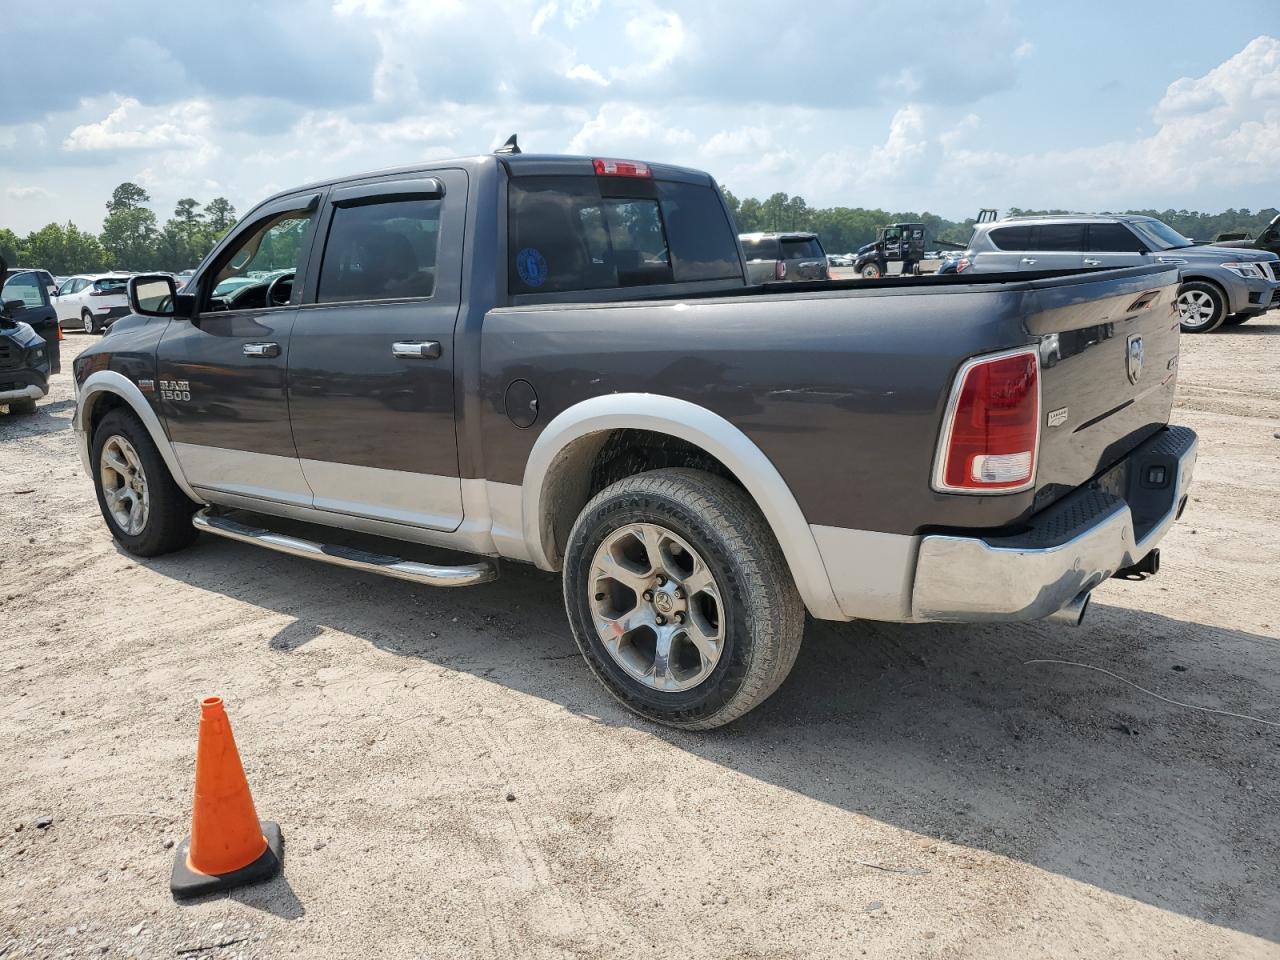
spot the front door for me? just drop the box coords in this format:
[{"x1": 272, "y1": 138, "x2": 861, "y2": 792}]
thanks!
[
  {"x1": 1083, "y1": 222, "x2": 1149, "y2": 271},
  {"x1": 286, "y1": 171, "x2": 466, "y2": 530},
  {"x1": 156, "y1": 193, "x2": 322, "y2": 506}
]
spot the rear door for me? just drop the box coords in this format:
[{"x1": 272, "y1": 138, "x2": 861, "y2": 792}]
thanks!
[
  {"x1": 1084, "y1": 222, "x2": 1149, "y2": 270},
  {"x1": 1025, "y1": 223, "x2": 1085, "y2": 271},
  {"x1": 157, "y1": 192, "x2": 322, "y2": 506},
  {"x1": 285, "y1": 171, "x2": 466, "y2": 530}
]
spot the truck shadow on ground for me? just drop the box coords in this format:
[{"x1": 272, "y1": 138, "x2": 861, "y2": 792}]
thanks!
[{"x1": 143, "y1": 537, "x2": 1280, "y2": 944}]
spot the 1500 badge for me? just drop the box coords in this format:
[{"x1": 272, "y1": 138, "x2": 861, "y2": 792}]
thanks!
[{"x1": 160, "y1": 379, "x2": 191, "y2": 401}]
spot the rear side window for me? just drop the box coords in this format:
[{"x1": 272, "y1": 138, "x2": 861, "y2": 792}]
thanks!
[
  {"x1": 1035, "y1": 224, "x2": 1085, "y2": 252},
  {"x1": 741, "y1": 237, "x2": 781, "y2": 261},
  {"x1": 781, "y1": 237, "x2": 824, "y2": 260},
  {"x1": 508, "y1": 175, "x2": 740, "y2": 294},
  {"x1": 317, "y1": 199, "x2": 441, "y2": 304},
  {"x1": 988, "y1": 226, "x2": 1032, "y2": 250},
  {"x1": 1087, "y1": 223, "x2": 1142, "y2": 252}
]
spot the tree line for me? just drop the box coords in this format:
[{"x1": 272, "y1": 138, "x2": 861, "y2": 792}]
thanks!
[
  {"x1": 0, "y1": 182, "x2": 237, "y2": 275},
  {"x1": 2, "y1": 180, "x2": 1275, "y2": 274},
  {"x1": 721, "y1": 189, "x2": 1279, "y2": 255}
]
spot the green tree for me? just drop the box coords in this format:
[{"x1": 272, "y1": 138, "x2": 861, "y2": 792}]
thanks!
[
  {"x1": 0, "y1": 227, "x2": 22, "y2": 268},
  {"x1": 204, "y1": 197, "x2": 237, "y2": 233},
  {"x1": 22, "y1": 221, "x2": 107, "y2": 274},
  {"x1": 101, "y1": 207, "x2": 159, "y2": 271},
  {"x1": 105, "y1": 182, "x2": 150, "y2": 215}
]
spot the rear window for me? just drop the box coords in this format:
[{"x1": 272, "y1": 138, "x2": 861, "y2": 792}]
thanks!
[
  {"x1": 988, "y1": 226, "x2": 1032, "y2": 250},
  {"x1": 740, "y1": 237, "x2": 781, "y2": 261},
  {"x1": 508, "y1": 175, "x2": 740, "y2": 295},
  {"x1": 780, "y1": 237, "x2": 824, "y2": 260},
  {"x1": 93, "y1": 278, "x2": 128, "y2": 293}
]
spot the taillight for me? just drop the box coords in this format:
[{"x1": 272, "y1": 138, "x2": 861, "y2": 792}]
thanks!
[
  {"x1": 956, "y1": 257, "x2": 972, "y2": 273},
  {"x1": 933, "y1": 348, "x2": 1040, "y2": 493},
  {"x1": 592, "y1": 158, "x2": 651, "y2": 177},
  {"x1": 774, "y1": 260, "x2": 787, "y2": 280}
]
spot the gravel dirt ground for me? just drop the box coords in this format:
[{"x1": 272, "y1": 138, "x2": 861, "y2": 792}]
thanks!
[{"x1": 2, "y1": 325, "x2": 1278, "y2": 960}]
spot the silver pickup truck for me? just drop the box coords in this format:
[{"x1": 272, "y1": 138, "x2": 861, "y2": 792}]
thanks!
[{"x1": 73, "y1": 149, "x2": 1197, "y2": 729}]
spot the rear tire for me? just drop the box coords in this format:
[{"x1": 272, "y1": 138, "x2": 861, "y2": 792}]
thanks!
[
  {"x1": 82, "y1": 310, "x2": 100, "y2": 335},
  {"x1": 6, "y1": 397, "x2": 37, "y2": 415},
  {"x1": 91, "y1": 408, "x2": 198, "y2": 557},
  {"x1": 563, "y1": 468, "x2": 805, "y2": 730},
  {"x1": 1175, "y1": 281, "x2": 1226, "y2": 333}
]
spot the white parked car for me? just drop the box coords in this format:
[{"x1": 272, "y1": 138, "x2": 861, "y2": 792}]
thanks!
[{"x1": 53, "y1": 274, "x2": 133, "y2": 334}]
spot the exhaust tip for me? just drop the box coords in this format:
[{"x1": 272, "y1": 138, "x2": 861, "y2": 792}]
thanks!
[{"x1": 1047, "y1": 592, "x2": 1091, "y2": 627}]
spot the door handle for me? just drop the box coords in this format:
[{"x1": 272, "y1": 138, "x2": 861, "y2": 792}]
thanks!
[
  {"x1": 392, "y1": 341, "x2": 442, "y2": 359},
  {"x1": 1020, "y1": 258, "x2": 1038, "y2": 265},
  {"x1": 1083, "y1": 258, "x2": 1102, "y2": 266},
  {"x1": 243, "y1": 342, "x2": 280, "y2": 358}
]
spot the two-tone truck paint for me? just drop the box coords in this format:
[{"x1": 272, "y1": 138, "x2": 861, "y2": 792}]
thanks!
[{"x1": 72, "y1": 150, "x2": 1197, "y2": 728}]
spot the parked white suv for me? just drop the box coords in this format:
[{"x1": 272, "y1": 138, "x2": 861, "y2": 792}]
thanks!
[{"x1": 53, "y1": 274, "x2": 133, "y2": 334}]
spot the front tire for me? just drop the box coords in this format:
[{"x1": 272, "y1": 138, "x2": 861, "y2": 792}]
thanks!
[
  {"x1": 6, "y1": 397, "x2": 37, "y2": 415},
  {"x1": 91, "y1": 408, "x2": 198, "y2": 557},
  {"x1": 563, "y1": 468, "x2": 805, "y2": 730},
  {"x1": 1176, "y1": 281, "x2": 1226, "y2": 333},
  {"x1": 860, "y1": 263, "x2": 882, "y2": 279}
]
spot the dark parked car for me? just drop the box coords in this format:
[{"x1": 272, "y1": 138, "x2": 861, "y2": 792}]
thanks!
[
  {"x1": 739, "y1": 232, "x2": 829, "y2": 282},
  {"x1": 0, "y1": 260, "x2": 60, "y2": 413},
  {"x1": 73, "y1": 149, "x2": 1196, "y2": 729},
  {"x1": 1211, "y1": 213, "x2": 1280, "y2": 259}
]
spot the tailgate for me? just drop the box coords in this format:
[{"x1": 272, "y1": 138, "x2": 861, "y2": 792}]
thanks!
[{"x1": 1025, "y1": 266, "x2": 1183, "y2": 510}]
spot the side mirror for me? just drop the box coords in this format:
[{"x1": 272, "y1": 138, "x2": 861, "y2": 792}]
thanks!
[
  {"x1": 128, "y1": 274, "x2": 195, "y2": 320},
  {"x1": 3, "y1": 298, "x2": 26, "y2": 315}
]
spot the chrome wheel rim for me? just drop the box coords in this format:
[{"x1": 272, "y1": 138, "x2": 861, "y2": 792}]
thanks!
[
  {"x1": 588, "y1": 522, "x2": 725, "y2": 693},
  {"x1": 100, "y1": 435, "x2": 149, "y2": 535},
  {"x1": 83, "y1": 314, "x2": 93, "y2": 333},
  {"x1": 1177, "y1": 290, "x2": 1216, "y2": 326}
]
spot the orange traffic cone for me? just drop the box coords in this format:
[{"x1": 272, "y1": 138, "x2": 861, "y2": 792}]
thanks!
[{"x1": 170, "y1": 696, "x2": 283, "y2": 899}]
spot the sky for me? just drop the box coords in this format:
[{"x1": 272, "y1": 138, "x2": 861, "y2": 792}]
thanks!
[{"x1": 2, "y1": 1, "x2": 1277, "y2": 234}]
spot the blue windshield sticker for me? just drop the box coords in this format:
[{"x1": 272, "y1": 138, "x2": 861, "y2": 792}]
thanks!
[{"x1": 516, "y1": 247, "x2": 548, "y2": 287}]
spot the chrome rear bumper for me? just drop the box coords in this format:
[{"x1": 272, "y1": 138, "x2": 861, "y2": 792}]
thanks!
[{"x1": 911, "y1": 425, "x2": 1198, "y2": 623}]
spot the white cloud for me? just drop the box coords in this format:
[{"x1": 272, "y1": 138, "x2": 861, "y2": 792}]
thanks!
[
  {"x1": 63, "y1": 97, "x2": 212, "y2": 153},
  {"x1": 567, "y1": 103, "x2": 694, "y2": 154},
  {"x1": 566, "y1": 63, "x2": 609, "y2": 86},
  {"x1": 701, "y1": 126, "x2": 774, "y2": 158},
  {"x1": 6, "y1": 186, "x2": 54, "y2": 200}
]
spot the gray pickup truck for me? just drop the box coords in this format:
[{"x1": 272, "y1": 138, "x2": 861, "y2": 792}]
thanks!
[{"x1": 72, "y1": 150, "x2": 1198, "y2": 729}]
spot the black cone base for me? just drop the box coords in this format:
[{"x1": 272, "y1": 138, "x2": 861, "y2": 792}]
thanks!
[{"x1": 170, "y1": 820, "x2": 283, "y2": 900}]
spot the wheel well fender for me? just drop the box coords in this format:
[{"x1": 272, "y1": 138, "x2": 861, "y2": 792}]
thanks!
[
  {"x1": 76, "y1": 370, "x2": 201, "y2": 502},
  {"x1": 520, "y1": 393, "x2": 844, "y2": 620}
]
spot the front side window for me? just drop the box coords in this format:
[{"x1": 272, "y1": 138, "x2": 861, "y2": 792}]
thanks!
[
  {"x1": 211, "y1": 209, "x2": 315, "y2": 306},
  {"x1": 57, "y1": 279, "x2": 77, "y2": 296},
  {"x1": 1, "y1": 271, "x2": 48, "y2": 309},
  {"x1": 1087, "y1": 223, "x2": 1144, "y2": 252},
  {"x1": 317, "y1": 198, "x2": 441, "y2": 304}
]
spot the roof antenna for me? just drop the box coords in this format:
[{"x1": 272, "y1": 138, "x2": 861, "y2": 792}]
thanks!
[{"x1": 495, "y1": 134, "x2": 521, "y2": 155}]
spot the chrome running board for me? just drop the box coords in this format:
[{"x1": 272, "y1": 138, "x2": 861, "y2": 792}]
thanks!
[{"x1": 193, "y1": 509, "x2": 498, "y2": 587}]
